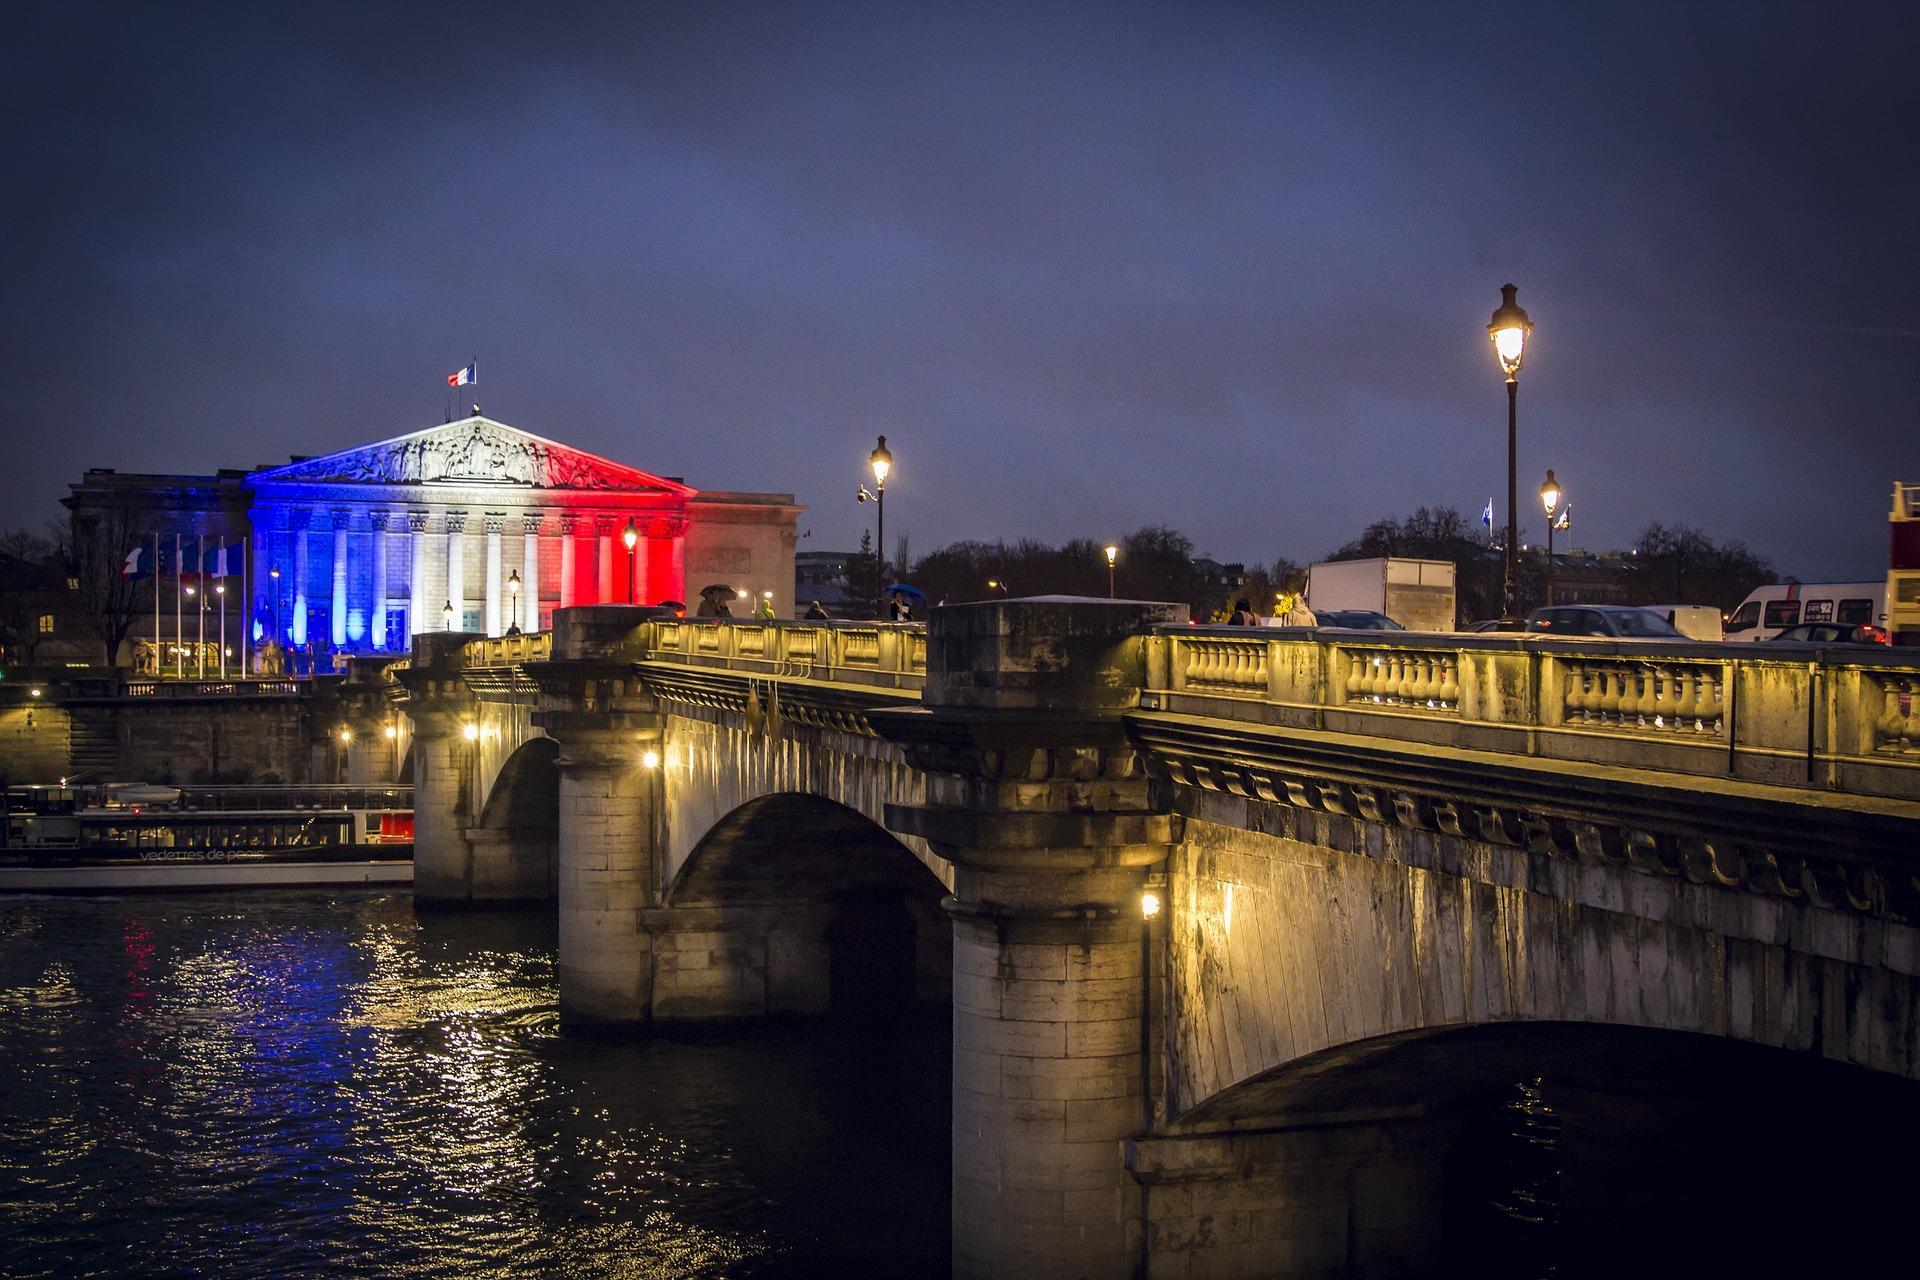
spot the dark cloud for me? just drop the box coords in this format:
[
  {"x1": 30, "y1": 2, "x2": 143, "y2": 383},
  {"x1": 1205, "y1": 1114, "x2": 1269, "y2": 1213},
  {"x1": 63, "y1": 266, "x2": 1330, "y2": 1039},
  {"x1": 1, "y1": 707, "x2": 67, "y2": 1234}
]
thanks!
[{"x1": 4, "y1": 0, "x2": 1914, "y2": 577}]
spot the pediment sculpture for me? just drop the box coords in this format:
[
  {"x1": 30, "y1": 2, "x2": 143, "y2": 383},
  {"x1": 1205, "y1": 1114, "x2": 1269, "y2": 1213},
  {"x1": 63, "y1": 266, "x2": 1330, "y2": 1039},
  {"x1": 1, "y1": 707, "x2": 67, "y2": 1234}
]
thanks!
[{"x1": 258, "y1": 421, "x2": 667, "y2": 491}]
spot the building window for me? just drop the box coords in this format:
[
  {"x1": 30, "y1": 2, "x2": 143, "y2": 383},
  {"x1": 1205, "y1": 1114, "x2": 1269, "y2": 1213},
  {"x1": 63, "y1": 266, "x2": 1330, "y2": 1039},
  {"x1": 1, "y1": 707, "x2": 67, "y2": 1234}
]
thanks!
[{"x1": 37, "y1": 614, "x2": 54, "y2": 634}]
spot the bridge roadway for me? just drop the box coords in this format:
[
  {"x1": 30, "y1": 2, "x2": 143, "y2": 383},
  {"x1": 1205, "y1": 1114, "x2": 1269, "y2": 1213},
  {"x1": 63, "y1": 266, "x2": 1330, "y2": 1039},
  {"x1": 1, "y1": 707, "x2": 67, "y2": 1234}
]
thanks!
[{"x1": 344, "y1": 601, "x2": 1920, "y2": 1278}]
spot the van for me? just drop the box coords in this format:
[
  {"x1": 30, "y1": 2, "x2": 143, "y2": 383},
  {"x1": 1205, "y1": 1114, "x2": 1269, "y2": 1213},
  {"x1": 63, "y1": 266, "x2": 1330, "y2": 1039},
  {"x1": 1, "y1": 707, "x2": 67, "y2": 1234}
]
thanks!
[
  {"x1": 1724, "y1": 582, "x2": 1885, "y2": 643},
  {"x1": 1641, "y1": 604, "x2": 1723, "y2": 642}
]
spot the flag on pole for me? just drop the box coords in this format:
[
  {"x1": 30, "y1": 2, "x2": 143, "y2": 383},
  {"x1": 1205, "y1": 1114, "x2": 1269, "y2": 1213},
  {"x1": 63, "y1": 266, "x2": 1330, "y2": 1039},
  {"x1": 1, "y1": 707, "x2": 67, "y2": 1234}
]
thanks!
[
  {"x1": 201, "y1": 541, "x2": 245, "y2": 577},
  {"x1": 1554, "y1": 504, "x2": 1571, "y2": 532},
  {"x1": 448, "y1": 362, "x2": 476, "y2": 387},
  {"x1": 122, "y1": 543, "x2": 174, "y2": 579},
  {"x1": 1481, "y1": 499, "x2": 1494, "y2": 531}
]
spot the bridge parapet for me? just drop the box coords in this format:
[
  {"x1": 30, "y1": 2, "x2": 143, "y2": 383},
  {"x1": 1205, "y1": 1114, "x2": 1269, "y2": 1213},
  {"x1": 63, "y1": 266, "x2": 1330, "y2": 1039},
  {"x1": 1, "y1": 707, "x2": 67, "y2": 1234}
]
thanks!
[
  {"x1": 1146, "y1": 626, "x2": 1920, "y2": 799},
  {"x1": 641, "y1": 617, "x2": 925, "y2": 692}
]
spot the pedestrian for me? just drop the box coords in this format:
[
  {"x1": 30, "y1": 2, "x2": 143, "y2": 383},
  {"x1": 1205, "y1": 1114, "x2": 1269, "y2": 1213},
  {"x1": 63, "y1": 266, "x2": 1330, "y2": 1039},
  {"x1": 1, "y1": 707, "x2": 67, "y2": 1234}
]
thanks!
[
  {"x1": 804, "y1": 600, "x2": 830, "y2": 620},
  {"x1": 1228, "y1": 597, "x2": 1260, "y2": 626},
  {"x1": 754, "y1": 594, "x2": 777, "y2": 621},
  {"x1": 889, "y1": 592, "x2": 913, "y2": 622}
]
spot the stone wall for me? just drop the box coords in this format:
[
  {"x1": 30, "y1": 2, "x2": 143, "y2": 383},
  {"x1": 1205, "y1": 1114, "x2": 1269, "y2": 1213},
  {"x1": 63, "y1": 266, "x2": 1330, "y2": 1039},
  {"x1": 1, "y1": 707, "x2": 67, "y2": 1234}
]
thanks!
[
  {"x1": 0, "y1": 703, "x2": 73, "y2": 785},
  {"x1": 63, "y1": 697, "x2": 322, "y2": 784}
]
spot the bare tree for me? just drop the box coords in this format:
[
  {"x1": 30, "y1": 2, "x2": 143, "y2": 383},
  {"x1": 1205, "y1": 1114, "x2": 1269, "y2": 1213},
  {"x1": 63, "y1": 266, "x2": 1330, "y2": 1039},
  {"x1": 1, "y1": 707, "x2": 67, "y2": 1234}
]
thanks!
[{"x1": 64, "y1": 500, "x2": 157, "y2": 666}]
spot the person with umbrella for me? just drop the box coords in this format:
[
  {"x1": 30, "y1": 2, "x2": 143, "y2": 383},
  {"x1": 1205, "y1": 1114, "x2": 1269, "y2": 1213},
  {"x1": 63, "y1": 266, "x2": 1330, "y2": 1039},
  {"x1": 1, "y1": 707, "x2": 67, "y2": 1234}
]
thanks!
[
  {"x1": 886, "y1": 582, "x2": 924, "y2": 622},
  {"x1": 697, "y1": 584, "x2": 739, "y2": 618}
]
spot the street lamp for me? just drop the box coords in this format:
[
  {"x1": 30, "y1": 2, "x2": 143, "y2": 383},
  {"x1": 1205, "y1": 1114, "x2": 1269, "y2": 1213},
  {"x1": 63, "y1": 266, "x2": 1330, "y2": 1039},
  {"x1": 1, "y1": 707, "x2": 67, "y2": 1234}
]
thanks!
[
  {"x1": 215, "y1": 582, "x2": 226, "y2": 678},
  {"x1": 443, "y1": 600, "x2": 455, "y2": 632},
  {"x1": 987, "y1": 578, "x2": 1009, "y2": 597},
  {"x1": 1538, "y1": 469, "x2": 1563, "y2": 606},
  {"x1": 268, "y1": 567, "x2": 281, "y2": 652},
  {"x1": 1487, "y1": 283, "x2": 1533, "y2": 619},
  {"x1": 1104, "y1": 544, "x2": 1118, "y2": 599},
  {"x1": 868, "y1": 436, "x2": 892, "y2": 616},
  {"x1": 506, "y1": 570, "x2": 522, "y2": 634},
  {"x1": 622, "y1": 519, "x2": 639, "y2": 604}
]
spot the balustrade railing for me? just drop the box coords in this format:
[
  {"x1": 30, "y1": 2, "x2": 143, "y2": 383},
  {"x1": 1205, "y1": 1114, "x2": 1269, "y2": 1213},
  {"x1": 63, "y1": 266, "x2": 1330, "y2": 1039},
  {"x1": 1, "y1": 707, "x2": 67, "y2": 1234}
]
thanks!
[
  {"x1": 1146, "y1": 626, "x2": 1920, "y2": 798},
  {"x1": 462, "y1": 633, "x2": 552, "y2": 669},
  {"x1": 121, "y1": 678, "x2": 303, "y2": 698},
  {"x1": 636, "y1": 619, "x2": 925, "y2": 691}
]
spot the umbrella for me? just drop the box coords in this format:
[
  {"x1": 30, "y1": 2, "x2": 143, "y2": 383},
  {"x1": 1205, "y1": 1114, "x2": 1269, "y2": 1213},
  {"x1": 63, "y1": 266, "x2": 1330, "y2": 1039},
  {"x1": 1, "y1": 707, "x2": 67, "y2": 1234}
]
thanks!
[
  {"x1": 884, "y1": 583, "x2": 926, "y2": 604},
  {"x1": 654, "y1": 600, "x2": 686, "y2": 618},
  {"x1": 699, "y1": 584, "x2": 740, "y2": 600}
]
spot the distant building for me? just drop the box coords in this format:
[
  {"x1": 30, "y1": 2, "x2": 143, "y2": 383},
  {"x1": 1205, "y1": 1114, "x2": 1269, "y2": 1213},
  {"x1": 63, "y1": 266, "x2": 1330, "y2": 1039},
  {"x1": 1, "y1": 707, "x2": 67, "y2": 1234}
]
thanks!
[
  {"x1": 64, "y1": 414, "x2": 803, "y2": 671},
  {"x1": 0, "y1": 554, "x2": 94, "y2": 669}
]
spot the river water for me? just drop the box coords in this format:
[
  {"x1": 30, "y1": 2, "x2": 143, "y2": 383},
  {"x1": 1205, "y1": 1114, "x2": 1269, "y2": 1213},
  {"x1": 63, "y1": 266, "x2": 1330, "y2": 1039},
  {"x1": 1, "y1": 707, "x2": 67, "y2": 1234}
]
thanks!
[{"x1": 0, "y1": 892, "x2": 949, "y2": 1279}]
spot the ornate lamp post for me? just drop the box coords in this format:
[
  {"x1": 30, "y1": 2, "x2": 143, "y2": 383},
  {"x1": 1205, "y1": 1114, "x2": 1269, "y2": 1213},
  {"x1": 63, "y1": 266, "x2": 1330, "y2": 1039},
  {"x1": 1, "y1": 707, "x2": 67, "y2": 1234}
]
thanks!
[
  {"x1": 506, "y1": 570, "x2": 522, "y2": 634},
  {"x1": 1104, "y1": 544, "x2": 1118, "y2": 599},
  {"x1": 1487, "y1": 283, "x2": 1533, "y2": 619},
  {"x1": 443, "y1": 600, "x2": 455, "y2": 632},
  {"x1": 622, "y1": 519, "x2": 639, "y2": 604},
  {"x1": 1538, "y1": 469, "x2": 1563, "y2": 606},
  {"x1": 867, "y1": 436, "x2": 892, "y2": 616},
  {"x1": 215, "y1": 582, "x2": 227, "y2": 678},
  {"x1": 269, "y1": 567, "x2": 281, "y2": 651}
]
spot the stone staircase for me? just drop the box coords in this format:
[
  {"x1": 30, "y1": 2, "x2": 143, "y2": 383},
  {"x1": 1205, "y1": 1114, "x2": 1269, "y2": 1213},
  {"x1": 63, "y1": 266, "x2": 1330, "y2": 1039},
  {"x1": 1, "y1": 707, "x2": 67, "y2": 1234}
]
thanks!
[{"x1": 64, "y1": 708, "x2": 119, "y2": 780}]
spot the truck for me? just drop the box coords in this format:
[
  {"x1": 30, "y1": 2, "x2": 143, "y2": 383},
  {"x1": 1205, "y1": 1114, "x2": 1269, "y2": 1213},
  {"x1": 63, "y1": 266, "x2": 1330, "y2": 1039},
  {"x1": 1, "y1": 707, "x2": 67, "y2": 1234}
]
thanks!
[
  {"x1": 1304, "y1": 557, "x2": 1457, "y2": 632},
  {"x1": 1892, "y1": 481, "x2": 1920, "y2": 646}
]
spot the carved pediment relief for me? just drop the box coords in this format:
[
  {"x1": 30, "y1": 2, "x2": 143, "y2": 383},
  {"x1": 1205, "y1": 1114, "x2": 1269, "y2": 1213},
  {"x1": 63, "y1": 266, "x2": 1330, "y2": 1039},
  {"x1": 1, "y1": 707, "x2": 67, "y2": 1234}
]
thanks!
[{"x1": 251, "y1": 417, "x2": 695, "y2": 495}]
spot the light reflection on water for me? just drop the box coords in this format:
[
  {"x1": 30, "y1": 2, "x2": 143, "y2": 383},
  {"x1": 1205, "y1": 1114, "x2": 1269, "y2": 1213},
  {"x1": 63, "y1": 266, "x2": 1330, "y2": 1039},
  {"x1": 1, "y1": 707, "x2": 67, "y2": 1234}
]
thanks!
[{"x1": 0, "y1": 892, "x2": 949, "y2": 1278}]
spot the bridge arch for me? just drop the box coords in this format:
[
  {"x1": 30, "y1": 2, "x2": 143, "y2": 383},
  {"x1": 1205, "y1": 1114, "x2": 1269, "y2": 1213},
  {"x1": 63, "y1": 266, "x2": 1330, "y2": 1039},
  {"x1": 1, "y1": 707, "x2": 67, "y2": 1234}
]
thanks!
[
  {"x1": 655, "y1": 792, "x2": 951, "y2": 1019},
  {"x1": 462, "y1": 735, "x2": 558, "y2": 901},
  {"x1": 1144, "y1": 1022, "x2": 1920, "y2": 1276}
]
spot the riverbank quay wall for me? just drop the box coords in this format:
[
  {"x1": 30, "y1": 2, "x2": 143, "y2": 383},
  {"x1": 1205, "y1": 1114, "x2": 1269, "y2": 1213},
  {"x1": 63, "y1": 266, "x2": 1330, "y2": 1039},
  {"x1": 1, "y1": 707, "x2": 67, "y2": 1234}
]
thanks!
[{"x1": 416, "y1": 607, "x2": 1920, "y2": 1279}]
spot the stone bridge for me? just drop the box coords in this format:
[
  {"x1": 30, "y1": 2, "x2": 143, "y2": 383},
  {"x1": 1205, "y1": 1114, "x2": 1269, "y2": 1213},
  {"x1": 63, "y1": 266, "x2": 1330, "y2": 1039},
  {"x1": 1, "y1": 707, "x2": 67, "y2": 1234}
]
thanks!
[{"x1": 357, "y1": 602, "x2": 1920, "y2": 1278}]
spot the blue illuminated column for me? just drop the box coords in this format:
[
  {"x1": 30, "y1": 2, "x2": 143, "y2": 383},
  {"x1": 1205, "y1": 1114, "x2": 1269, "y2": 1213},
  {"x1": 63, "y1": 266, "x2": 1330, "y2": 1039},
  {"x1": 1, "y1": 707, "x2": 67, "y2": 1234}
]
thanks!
[
  {"x1": 331, "y1": 510, "x2": 349, "y2": 648},
  {"x1": 292, "y1": 514, "x2": 310, "y2": 646},
  {"x1": 370, "y1": 512, "x2": 390, "y2": 651}
]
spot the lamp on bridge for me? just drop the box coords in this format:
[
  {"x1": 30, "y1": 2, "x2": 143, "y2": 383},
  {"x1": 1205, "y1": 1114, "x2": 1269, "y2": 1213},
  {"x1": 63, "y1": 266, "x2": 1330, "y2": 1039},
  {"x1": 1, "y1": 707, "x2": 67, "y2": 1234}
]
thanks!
[
  {"x1": 1487, "y1": 283, "x2": 1533, "y2": 621},
  {"x1": 1539, "y1": 469, "x2": 1563, "y2": 605},
  {"x1": 443, "y1": 600, "x2": 455, "y2": 632},
  {"x1": 1105, "y1": 544, "x2": 1119, "y2": 599},
  {"x1": 987, "y1": 578, "x2": 1009, "y2": 597},
  {"x1": 867, "y1": 436, "x2": 893, "y2": 616},
  {"x1": 506, "y1": 570, "x2": 522, "y2": 635}
]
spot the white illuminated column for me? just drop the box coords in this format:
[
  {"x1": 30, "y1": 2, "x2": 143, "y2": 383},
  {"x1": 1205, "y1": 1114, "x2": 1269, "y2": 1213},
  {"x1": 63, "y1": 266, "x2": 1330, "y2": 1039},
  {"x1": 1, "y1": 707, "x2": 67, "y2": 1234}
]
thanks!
[
  {"x1": 558, "y1": 515, "x2": 578, "y2": 608},
  {"x1": 484, "y1": 515, "x2": 504, "y2": 638},
  {"x1": 522, "y1": 515, "x2": 543, "y2": 632},
  {"x1": 446, "y1": 513, "x2": 467, "y2": 632},
  {"x1": 408, "y1": 512, "x2": 429, "y2": 638}
]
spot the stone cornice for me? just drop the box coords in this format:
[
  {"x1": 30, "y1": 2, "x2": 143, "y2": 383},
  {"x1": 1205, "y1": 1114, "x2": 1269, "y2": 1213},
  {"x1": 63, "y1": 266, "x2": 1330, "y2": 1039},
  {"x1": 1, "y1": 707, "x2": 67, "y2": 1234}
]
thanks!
[
  {"x1": 634, "y1": 662, "x2": 917, "y2": 737},
  {"x1": 1127, "y1": 710, "x2": 1920, "y2": 922}
]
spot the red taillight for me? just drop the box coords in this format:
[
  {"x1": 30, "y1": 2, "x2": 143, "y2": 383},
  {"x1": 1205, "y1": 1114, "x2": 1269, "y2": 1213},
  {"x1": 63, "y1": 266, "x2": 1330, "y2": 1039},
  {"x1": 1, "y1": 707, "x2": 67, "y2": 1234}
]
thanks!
[{"x1": 1865, "y1": 625, "x2": 1892, "y2": 645}]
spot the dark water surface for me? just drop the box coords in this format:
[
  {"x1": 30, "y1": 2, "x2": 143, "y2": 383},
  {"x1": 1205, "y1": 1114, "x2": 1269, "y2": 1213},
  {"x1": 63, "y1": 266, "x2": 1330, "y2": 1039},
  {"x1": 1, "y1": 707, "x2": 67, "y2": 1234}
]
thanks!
[{"x1": 0, "y1": 892, "x2": 949, "y2": 1279}]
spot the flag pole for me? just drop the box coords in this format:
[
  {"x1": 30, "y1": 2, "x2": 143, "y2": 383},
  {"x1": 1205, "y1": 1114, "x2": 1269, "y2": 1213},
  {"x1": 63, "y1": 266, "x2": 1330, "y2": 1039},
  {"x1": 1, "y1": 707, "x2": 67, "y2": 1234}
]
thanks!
[
  {"x1": 197, "y1": 533, "x2": 206, "y2": 679},
  {"x1": 173, "y1": 533, "x2": 183, "y2": 679},
  {"x1": 151, "y1": 530, "x2": 160, "y2": 677}
]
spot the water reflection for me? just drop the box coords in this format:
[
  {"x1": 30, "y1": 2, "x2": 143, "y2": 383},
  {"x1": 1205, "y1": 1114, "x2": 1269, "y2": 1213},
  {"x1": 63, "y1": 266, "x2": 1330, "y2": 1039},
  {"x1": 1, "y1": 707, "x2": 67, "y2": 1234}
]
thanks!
[{"x1": 0, "y1": 892, "x2": 949, "y2": 1278}]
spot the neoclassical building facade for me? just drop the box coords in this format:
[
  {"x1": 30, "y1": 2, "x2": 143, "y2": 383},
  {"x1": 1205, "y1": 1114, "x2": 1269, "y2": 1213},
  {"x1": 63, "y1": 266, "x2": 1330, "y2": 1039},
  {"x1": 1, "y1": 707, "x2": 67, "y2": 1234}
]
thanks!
[{"x1": 68, "y1": 415, "x2": 802, "y2": 667}]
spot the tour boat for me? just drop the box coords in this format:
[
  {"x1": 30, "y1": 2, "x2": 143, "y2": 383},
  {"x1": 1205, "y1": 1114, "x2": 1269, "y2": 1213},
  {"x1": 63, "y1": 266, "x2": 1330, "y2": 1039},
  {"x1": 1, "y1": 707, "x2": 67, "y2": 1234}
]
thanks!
[{"x1": 0, "y1": 784, "x2": 413, "y2": 892}]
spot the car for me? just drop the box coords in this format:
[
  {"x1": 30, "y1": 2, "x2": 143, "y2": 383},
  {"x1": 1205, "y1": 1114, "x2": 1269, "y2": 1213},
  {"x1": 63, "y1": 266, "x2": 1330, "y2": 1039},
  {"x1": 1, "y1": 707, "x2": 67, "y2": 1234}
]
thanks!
[
  {"x1": 1766, "y1": 622, "x2": 1891, "y2": 646},
  {"x1": 1462, "y1": 618, "x2": 1526, "y2": 633},
  {"x1": 1525, "y1": 605, "x2": 1684, "y2": 639},
  {"x1": 1313, "y1": 610, "x2": 1404, "y2": 630}
]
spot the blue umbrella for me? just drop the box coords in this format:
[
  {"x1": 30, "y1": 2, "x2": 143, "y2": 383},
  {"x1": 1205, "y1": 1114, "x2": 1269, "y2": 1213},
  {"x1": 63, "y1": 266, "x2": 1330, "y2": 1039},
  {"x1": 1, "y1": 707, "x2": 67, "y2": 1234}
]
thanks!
[{"x1": 884, "y1": 583, "x2": 926, "y2": 604}]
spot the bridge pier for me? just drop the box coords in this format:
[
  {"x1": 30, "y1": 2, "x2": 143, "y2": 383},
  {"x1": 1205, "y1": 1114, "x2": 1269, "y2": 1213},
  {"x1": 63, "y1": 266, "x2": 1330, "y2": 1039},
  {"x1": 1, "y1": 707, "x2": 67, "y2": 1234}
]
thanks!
[
  {"x1": 885, "y1": 598, "x2": 1186, "y2": 1280},
  {"x1": 405, "y1": 702, "x2": 477, "y2": 904}
]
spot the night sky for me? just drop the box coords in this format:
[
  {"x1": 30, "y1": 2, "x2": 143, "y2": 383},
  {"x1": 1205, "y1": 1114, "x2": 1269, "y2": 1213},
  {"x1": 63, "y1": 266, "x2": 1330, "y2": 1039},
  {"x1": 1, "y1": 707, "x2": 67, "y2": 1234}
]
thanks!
[{"x1": 5, "y1": 2, "x2": 1915, "y2": 579}]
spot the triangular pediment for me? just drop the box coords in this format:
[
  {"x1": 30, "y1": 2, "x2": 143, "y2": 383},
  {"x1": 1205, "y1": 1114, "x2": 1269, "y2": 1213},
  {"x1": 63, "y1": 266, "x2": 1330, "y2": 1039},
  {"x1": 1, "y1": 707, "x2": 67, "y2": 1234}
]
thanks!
[{"x1": 249, "y1": 416, "x2": 696, "y2": 495}]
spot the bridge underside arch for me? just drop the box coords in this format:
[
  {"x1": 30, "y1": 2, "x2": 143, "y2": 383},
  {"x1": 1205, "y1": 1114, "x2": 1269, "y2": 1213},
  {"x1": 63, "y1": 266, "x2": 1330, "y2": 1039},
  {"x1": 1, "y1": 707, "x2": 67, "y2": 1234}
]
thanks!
[
  {"x1": 650, "y1": 792, "x2": 951, "y2": 1021},
  {"x1": 463, "y1": 734, "x2": 557, "y2": 901},
  {"x1": 1139, "y1": 1022, "x2": 1920, "y2": 1277}
]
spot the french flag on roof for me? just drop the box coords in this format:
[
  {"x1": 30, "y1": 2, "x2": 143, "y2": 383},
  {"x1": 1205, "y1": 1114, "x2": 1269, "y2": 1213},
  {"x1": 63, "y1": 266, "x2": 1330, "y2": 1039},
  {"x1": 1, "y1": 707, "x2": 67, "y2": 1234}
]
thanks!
[{"x1": 448, "y1": 362, "x2": 476, "y2": 387}]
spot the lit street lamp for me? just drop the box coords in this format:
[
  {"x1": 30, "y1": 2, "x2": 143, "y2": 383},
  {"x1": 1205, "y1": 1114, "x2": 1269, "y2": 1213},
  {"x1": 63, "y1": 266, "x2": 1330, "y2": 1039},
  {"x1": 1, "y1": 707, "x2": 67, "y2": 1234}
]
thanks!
[
  {"x1": 215, "y1": 582, "x2": 227, "y2": 678},
  {"x1": 1539, "y1": 469, "x2": 1563, "y2": 606},
  {"x1": 622, "y1": 519, "x2": 639, "y2": 604},
  {"x1": 987, "y1": 578, "x2": 1009, "y2": 597},
  {"x1": 443, "y1": 600, "x2": 455, "y2": 632},
  {"x1": 1104, "y1": 544, "x2": 1118, "y2": 599},
  {"x1": 862, "y1": 436, "x2": 892, "y2": 617},
  {"x1": 506, "y1": 570, "x2": 522, "y2": 634},
  {"x1": 1488, "y1": 283, "x2": 1533, "y2": 619},
  {"x1": 268, "y1": 567, "x2": 281, "y2": 653}
]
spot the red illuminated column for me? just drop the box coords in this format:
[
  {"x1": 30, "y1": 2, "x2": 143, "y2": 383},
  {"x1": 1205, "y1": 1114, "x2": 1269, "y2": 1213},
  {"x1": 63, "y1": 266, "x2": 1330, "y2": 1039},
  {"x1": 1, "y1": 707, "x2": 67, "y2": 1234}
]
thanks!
[
  {"x1": 596, "y1": 519, "x2": 615, "y2": 604},
  {"x1": 558, "y1": 515, "x2": 578, "y2": 608}
]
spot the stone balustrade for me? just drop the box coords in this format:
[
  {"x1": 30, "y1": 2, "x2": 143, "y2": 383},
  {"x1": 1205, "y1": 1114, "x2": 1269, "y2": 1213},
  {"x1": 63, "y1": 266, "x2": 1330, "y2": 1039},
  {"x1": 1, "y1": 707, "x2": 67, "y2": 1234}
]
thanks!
[
  {"x1": 1144, "y1": 626, "x2": 1920, "y2": 800},
  {"x1": 640, "y1": 618, "x2": 926, "y2": 692},
  {"x1": 121, "y1": 678, "x2": 306, "y2": 698},
  {"x1": 444, "y1": 616, "x2": 1920, "y2": 802}
]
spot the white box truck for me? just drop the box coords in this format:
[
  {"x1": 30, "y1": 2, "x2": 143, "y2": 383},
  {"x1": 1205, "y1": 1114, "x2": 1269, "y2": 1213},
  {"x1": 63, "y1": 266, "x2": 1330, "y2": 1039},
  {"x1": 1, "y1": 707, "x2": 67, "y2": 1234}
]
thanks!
[{"x1": 1305, "y1": 558, "x2": 1457, "y2": 631}]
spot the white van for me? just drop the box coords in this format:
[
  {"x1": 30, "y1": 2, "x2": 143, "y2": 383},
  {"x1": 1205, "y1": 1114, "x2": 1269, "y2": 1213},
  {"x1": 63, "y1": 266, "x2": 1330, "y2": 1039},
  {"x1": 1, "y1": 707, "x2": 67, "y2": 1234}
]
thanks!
[
  {"x1": 1724, "y1": 582, "x2": 1885, "y2": 643},
  {"x1": 1641, "y1": 604, "x2": 1723, "y2": 642}
]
